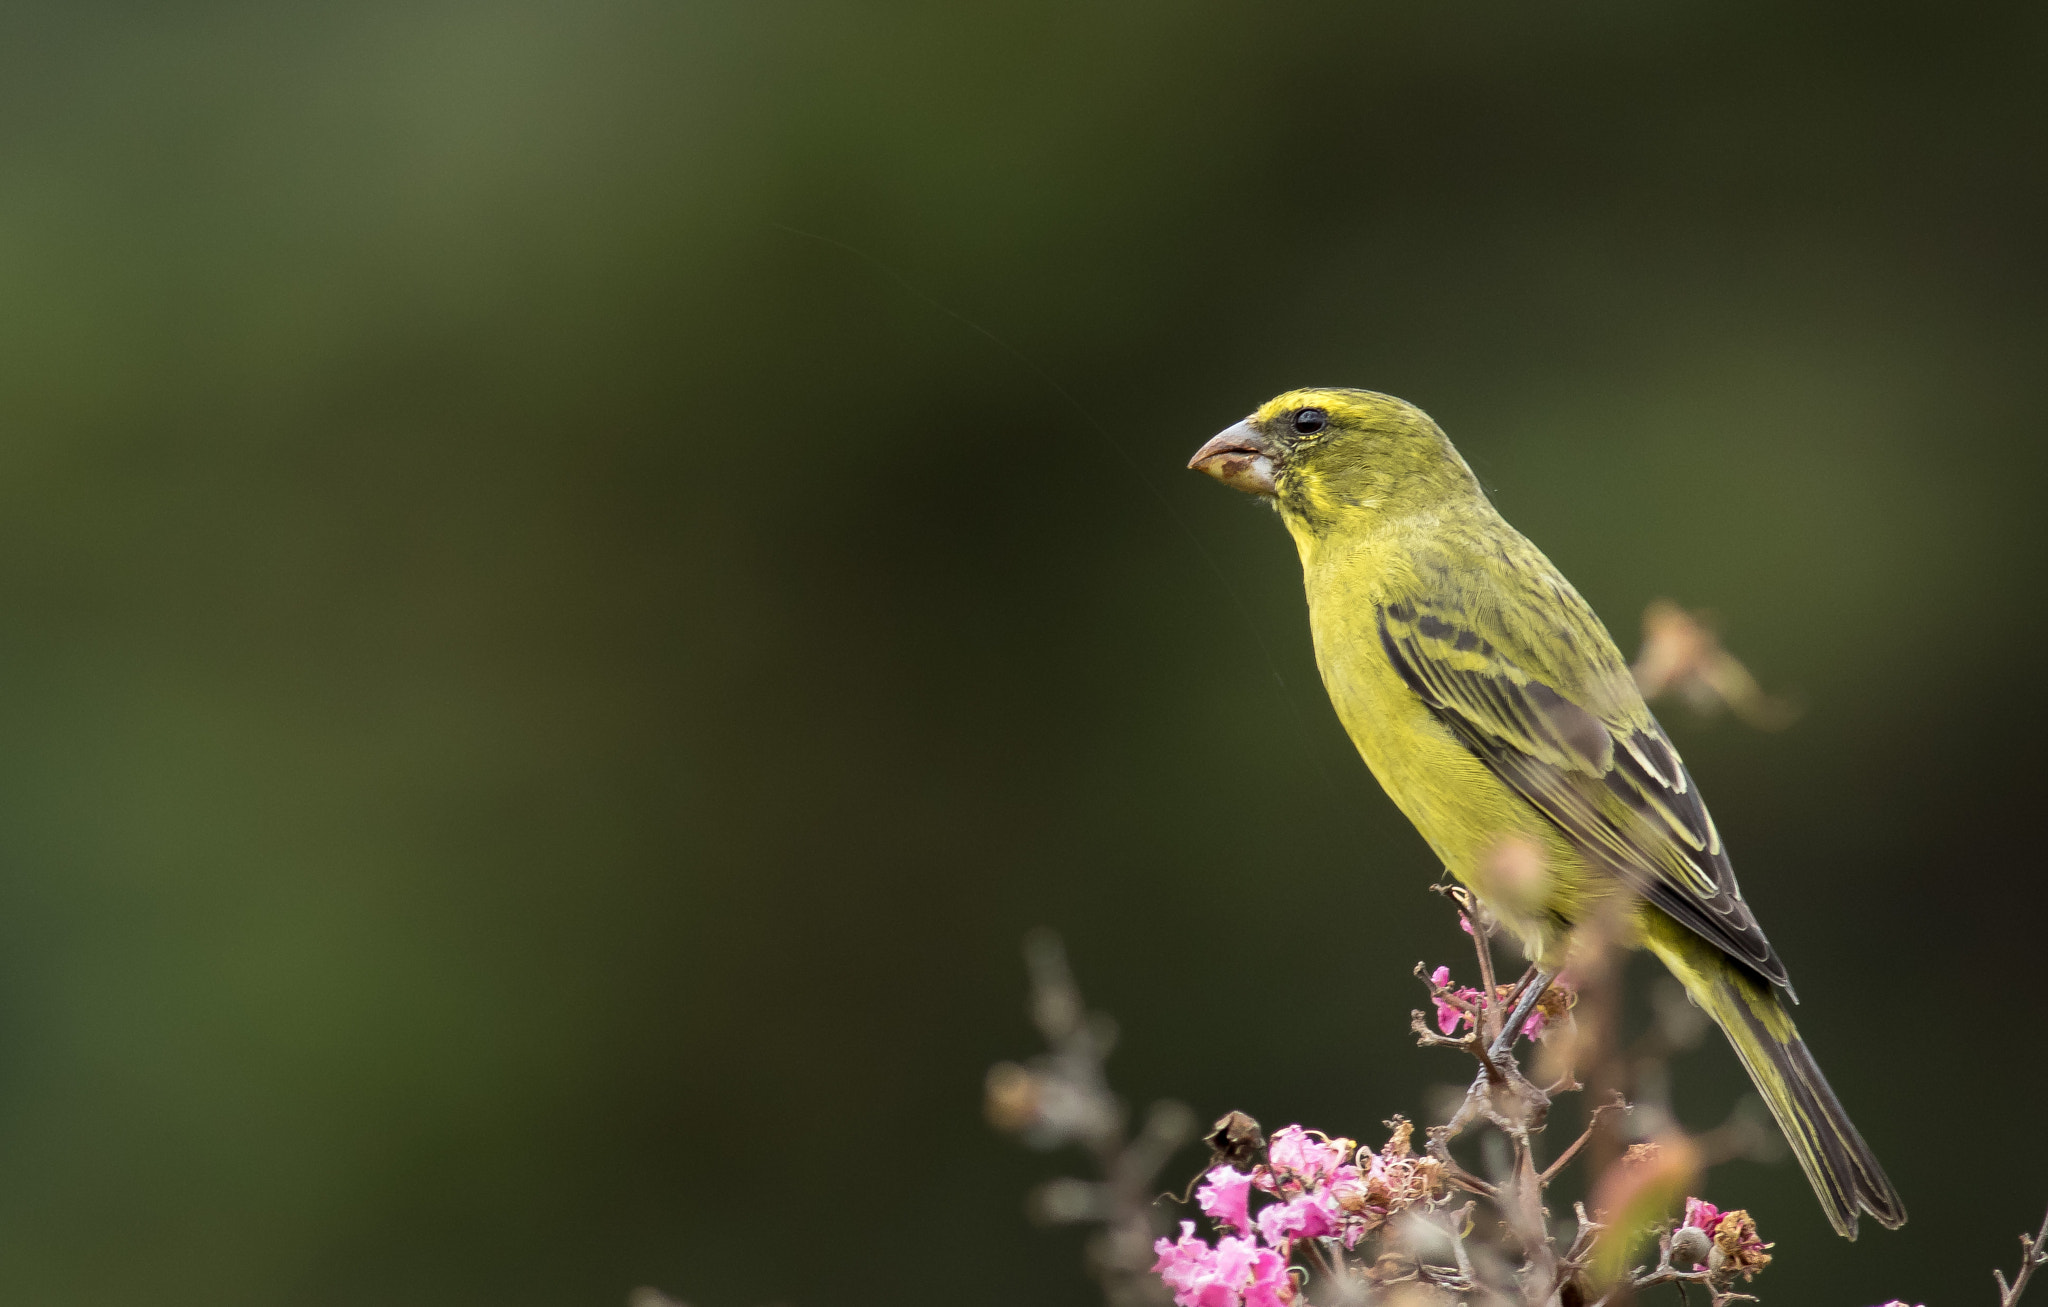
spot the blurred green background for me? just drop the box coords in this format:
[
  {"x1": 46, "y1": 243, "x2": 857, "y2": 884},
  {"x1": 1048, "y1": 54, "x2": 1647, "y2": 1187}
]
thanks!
[{"x1": 0, "y1": 0, "x2": 2039, "y2": 1302}]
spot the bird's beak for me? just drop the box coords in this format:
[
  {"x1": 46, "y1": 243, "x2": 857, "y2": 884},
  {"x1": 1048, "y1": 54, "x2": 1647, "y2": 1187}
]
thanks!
[{"x1": 1188, "y1": 420, "x2": 1280, "y2": 497}]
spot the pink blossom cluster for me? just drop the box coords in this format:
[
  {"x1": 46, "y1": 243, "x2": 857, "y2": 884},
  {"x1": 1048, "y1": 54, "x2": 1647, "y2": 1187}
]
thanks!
[
  {"x1": 1428, "y1": 965, "x2": 1566, "y2": 1041},
  {"x1": 1152, "y1": 1224, "x2": 1293, "y2": 1307},
  {"x1": 1150, "y1": 1124, "x2": 1446, "y2": 1307}
]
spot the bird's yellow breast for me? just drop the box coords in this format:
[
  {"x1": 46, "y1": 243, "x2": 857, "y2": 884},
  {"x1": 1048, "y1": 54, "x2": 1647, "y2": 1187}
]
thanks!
[{"x1": 1293, "y1": 526, "x2": 1605, "y2": 964}]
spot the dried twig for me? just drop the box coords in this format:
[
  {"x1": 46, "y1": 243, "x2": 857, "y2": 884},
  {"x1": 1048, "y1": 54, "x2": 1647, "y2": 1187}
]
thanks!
[
  {"x1": 1997, "y1": 1203, "x2": 2048, "y2": 1307},
  {"x1": 1463, "y1": 894, "x2": 1503, "y2": 1047},
  {"x1": 1539, "y1": 1094, "x2": 1626, "y2": 1186}
]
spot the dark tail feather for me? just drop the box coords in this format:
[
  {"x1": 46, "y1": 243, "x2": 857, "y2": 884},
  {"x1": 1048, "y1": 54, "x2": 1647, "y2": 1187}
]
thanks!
[{"x1": 1652, "y1": 931, "x2": 1906, "y2": 1238}]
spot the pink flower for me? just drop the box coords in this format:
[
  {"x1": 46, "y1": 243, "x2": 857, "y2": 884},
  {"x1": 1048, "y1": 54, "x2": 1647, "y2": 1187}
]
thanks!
[
  {"x1": 1429, "y1": 967, "x2": 1459, "y2": 1034},
  {"x1": 1241, "y1": 1249, "x2": 1294, "y2": 1307},
  {"x1": 1681, "y1": 1197, "x2": 1723, "y2": 1231},
  {"x1": 1261, "y1": 1125, "x2": 1351, "y2": 1190},
  {"x1": 1152, "y1": 1223, "x2": 1248, "y2": 1307},
  {"x1": 1325, "y1": 1170, "x2": 1381, "y2": 1245},
  {"x1": 1151, "y1": 1222, "x2": 1292, "y2": 1307},
  {"x1": 1256, "y1": 1192, "x2": 1338, "y2": 1245},
  {"x1": 1428, "y1": 966, "x2": 1482, "y2": 1036},
  {"x1": 1196, "y1": 1166, "x2": 1254, "y2": 1235}
]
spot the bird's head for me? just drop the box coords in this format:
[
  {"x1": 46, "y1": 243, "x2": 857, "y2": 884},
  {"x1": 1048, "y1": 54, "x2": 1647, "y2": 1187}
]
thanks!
[{"x1": 1188, "y1": 388, "x2": 1480, "y2": 534}]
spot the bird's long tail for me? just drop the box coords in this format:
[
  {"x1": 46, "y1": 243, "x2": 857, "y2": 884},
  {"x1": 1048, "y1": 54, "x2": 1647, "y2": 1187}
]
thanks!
[{"x1": 1642, "y1": 917, "x2": 1906, "y2": 1239}]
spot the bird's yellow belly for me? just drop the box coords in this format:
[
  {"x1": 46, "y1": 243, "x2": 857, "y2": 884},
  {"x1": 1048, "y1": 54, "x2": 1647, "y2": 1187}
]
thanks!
[{"x1": 1310, "y1": 609, "x2": 1612, "y2": 967}]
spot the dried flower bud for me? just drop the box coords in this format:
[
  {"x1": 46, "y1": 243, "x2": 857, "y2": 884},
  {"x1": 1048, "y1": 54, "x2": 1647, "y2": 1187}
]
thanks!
[
  {"x1": 1527, "y1": 977, "x2": 1577, "y2": 1040},
  {"x1": 1709, "y1": 1208, "x2": 1773, "y2": 1280},
  {"x1": 1204, "y1": 1110, "x2": 1266, "y2": 1170},
  {"x1": 1382, "y1": 1116, "x2": 1415, "y2": 1158}
]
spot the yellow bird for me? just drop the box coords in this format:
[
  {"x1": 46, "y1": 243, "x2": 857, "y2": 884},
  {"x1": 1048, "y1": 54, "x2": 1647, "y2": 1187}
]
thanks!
[{"x1": 1190, "y1": 388, "x2": 1903, "y2": 1238}]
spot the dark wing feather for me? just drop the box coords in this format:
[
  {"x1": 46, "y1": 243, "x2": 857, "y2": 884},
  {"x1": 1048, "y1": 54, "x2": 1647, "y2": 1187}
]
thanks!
[{"x1": 1377, "y1": 600, "x2": 1791, "y2": 994}]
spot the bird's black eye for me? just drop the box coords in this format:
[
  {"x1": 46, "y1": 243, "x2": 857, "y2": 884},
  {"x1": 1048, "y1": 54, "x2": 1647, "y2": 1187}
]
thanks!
[{"x1": 1291, "y1": 407, "x2": 1328, "y2": 436}]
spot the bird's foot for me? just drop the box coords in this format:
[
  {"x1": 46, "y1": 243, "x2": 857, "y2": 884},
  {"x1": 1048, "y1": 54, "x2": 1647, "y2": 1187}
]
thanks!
[{"x1": 1486, "y1": 969, "x2": 1555, "y2": 1061}]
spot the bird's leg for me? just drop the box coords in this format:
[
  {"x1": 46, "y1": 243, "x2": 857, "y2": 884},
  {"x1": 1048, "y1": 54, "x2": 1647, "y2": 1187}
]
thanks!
[
  {"x1": 1499, "y1": 963, "x2": 1539, "y2": 1020},
  {"x1": 1487, "y1": 969, "x2": 1555, "y2": 1060}
]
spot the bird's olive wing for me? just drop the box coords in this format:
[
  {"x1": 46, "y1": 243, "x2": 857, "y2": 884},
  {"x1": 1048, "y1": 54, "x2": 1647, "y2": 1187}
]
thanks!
[{"x1": 1376, "y1": 600, "x2": 1791, "y2": 994}]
